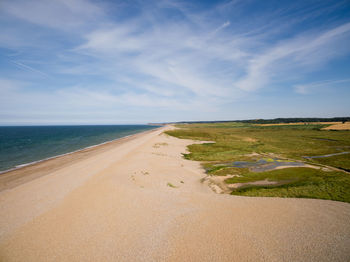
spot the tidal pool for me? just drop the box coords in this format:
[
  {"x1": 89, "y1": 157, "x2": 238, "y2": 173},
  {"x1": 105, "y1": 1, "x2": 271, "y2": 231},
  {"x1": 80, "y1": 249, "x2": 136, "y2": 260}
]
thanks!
[{"x1": 220, "y1": 158, "x2": 307, "y2": 172}]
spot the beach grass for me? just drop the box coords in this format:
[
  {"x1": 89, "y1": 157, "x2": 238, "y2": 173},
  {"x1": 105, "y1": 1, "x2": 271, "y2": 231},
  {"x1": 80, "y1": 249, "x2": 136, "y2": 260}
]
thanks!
[
  {"x1": 227, "y1": 168, "x2": 350, "y2": 202},
  {"x1": 167, "y1": 182, "x2": 177, "y2": 188},
  {"x1": 166, "y1": 122, "x2": 350, "y2": 202},
  {"x1": 311, "y1": 153, "x2": 350, "y2": 171}
]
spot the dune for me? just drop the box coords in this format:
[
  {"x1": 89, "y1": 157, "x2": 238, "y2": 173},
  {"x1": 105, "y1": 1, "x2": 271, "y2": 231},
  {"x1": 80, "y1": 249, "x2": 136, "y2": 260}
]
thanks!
[{"x1": 0, "y1": 126, "x2": 349, "y2": 261}]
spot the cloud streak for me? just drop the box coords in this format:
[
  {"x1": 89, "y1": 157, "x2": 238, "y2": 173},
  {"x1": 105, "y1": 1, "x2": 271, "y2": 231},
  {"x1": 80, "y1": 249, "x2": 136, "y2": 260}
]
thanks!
[
  {"x1": 294, "y1": 79, "x2": 350, "y2": 94},
  {"x1": 11, "y1": 61, "x2": 49, "y2": 78},
  {"x1": 236, "y1": 22, "x2": 350, "y2": 91}
]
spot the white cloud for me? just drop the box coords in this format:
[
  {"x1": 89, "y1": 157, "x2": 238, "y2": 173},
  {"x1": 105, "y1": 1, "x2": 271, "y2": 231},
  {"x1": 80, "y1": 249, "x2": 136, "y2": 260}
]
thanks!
[
  {"x1": 294, "y1": 79, "x2": 350, "y2": 94},
  {"x1": 213, "y1": 20, "x2": 230, "y2": 34},
  {"x1": 1, "y1": 0, "x2": 103, "y2": 30},
  {"x1": 1, "y1": 0, "x2": 350, "y2": 123},
  {"x1": 75, "y1": 15, "x2": 247, "y2": 100},
  {"x1": 236, "y1": 22, "x2": 350, "y2": 91}
]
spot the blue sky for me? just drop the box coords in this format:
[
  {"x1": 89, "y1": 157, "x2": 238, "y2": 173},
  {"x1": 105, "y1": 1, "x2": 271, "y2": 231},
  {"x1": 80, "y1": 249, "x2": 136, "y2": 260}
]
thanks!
[{"x1": 0, "y1": 0, "x2": 350, "y2": 125}]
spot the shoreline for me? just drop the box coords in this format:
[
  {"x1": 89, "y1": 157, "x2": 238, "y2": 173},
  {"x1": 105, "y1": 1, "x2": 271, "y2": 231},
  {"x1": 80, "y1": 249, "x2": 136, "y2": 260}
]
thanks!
[
  {"x1": 0, "y1": 126, "x2": 163, "y2": 192},
  {"x1": 0, "y1": 126, "x2": 161, "y2": 175},
  {"x1": 0, "y1": 124, "x2": 349, "y2": 261}
]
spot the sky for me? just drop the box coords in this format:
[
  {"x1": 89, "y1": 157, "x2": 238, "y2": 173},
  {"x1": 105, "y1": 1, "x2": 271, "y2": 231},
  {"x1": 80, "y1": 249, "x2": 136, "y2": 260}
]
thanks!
[{"x1": 0, "y1": 0, "x2": 350, "y2": 125}]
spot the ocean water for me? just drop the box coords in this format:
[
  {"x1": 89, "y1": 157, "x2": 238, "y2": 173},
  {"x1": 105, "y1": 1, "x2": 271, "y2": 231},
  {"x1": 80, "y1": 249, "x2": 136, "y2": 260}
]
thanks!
[{"x1": 0, "y1": 125, "x2": 159, "y2": 172}]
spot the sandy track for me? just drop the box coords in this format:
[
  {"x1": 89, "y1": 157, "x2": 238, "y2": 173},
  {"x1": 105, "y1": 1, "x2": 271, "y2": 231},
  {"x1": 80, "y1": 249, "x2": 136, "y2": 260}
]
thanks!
[{"x1": 0, "y1": 126, "x2": 349, "y2": 261}]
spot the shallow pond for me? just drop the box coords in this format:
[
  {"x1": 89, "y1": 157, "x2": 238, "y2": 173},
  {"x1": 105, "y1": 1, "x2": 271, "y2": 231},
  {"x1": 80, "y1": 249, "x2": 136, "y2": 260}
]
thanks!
[{"x1": 219, "y1": 158, "x2": 307, "y2": 172}]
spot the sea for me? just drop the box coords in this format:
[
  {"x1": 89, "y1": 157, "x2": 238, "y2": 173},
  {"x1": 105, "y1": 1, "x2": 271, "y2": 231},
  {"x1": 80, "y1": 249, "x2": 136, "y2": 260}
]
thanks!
[{"x1": 0, "y1": 125, "x2": 159, "y2": 172}]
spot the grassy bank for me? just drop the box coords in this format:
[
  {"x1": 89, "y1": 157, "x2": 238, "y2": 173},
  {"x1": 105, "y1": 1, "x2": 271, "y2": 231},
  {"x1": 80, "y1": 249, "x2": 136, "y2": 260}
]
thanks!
[{"x1": 166, "y1": 122, "x2": 350, "y2": 203}]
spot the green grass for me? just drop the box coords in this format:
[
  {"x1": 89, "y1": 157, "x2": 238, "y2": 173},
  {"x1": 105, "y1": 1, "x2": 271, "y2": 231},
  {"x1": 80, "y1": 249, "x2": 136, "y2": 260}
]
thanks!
[
  {"x1": 167, "y1": 182, "x2": 177, "y2": 188},
  {"x1": 308, "y1": 154, "x2": 350, "y2": 171},
  {"x1": 166, "y1": 124, "x2": 350, "y2": 164},
  {"x1": 166, "y1": 122, "x2": 350, "y2": 203},
  {"x1": 230, "y1": 168, "x2": 350, "y2": 202}
]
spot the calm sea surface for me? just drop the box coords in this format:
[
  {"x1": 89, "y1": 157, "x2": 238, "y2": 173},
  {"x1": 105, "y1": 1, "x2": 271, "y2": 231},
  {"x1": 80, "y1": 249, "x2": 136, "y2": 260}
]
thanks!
[{"x1": 0, "y1": 125, "x2": 159, "y2": 172}]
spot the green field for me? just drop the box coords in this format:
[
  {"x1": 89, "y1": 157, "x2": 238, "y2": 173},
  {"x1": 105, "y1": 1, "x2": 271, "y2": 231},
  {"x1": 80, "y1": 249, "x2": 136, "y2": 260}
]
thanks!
[{"x1": 165, "y1": 122, "x2": 350, "y2": 203}]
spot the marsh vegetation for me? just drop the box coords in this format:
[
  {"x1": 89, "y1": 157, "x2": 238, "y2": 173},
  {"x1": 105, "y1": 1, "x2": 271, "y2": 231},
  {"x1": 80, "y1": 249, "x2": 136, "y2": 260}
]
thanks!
[{"x1": 166, "y1": 122, "x2": 350, "y2": 202}]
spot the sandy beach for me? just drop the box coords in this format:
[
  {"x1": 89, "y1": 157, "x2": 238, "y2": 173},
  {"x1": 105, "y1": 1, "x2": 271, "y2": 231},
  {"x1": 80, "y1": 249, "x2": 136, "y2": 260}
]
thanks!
[{"x1": 0, "y1": 125, "x2": 349, "y2": 262}]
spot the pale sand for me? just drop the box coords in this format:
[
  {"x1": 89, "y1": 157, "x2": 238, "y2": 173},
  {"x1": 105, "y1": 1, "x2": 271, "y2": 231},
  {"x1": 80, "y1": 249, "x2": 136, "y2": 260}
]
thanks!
[
  {"x1": 0, "y1": 126, "x2": 350, "y2": 261},
  {"x1": 323, "y1": 122, "x2": 350, "y2": 130}
]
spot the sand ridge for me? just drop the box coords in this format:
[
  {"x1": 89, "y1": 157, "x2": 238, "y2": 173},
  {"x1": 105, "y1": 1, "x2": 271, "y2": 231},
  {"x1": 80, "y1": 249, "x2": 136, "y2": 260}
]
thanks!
[{"x1": 0, "y1": 126, "x2": 350, "y2": 261}]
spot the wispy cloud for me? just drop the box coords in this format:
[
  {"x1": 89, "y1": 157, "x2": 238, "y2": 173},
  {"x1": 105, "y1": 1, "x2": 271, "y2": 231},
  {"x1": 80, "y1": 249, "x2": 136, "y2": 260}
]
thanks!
[
  {"x1": 294, "y1": 79, "x2": 350, "y2": 94},
  {"x1": 75, "y1": 14, "x2": 245, "y2": 98},
  {"x1": 1, "y1": 0, "x2": 103, "y2": 30},
  {"x1": 236, "y1": 22, "x2": 350, "y2": 91},
  {"x1": 0, "y1": 0, "x2": 350, "y2": 124},
  {"x1": 11, "y1": 61, "x2": 49, "y2": 78},
  {"x1": 213, "y1": 20, "x2": 230, "y2": 33}
]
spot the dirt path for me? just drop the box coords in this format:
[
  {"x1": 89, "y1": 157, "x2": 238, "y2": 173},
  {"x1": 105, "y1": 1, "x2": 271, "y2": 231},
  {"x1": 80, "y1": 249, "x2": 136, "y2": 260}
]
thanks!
[{"x1": 0, "y1": 126, "x2": 349, "y2": 261}]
